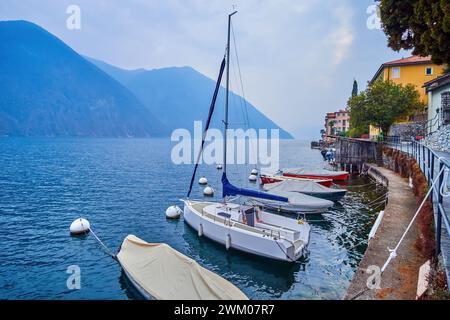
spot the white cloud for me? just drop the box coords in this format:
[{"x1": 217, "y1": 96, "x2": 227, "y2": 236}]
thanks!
[{"x1": 329, "y1": 3, "x2": 354, "y2": 66}]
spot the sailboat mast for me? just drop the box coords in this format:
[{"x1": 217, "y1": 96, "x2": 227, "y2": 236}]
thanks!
[{"x1": 223, "y1": 11, "x2": 237, "y2": 176}]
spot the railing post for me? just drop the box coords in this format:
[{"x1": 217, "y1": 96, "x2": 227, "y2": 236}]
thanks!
[
  {"x1": 422, "y1": 145, "x2": 426, "y2": 172},
  {"x1": 427, "y1": 149, "x2": 431, "y2": 183},
  {"x1": 436, "y1": 162, "x2": 444, "y2": 256},
  {"x1": 430, "y1": 154, "x2": 435, "y2": 203}
]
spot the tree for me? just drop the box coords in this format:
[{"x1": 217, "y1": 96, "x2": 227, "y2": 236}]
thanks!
[
  {"x1": 352, "y1": 79, "x2": 358, "y2": 97},
  {"x1": 348, "y1": 80, "x2": 425, "y2": 136},
  {"x1": 378, "y1": 0, "x2": 450, "y2": 65},
  {"x1": 328, "y1": 121, "x2": 336, "y2": 135}
]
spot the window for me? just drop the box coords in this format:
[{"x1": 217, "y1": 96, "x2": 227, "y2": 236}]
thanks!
[
  {"x1": 426, "y1": 67, "x2": 433, "y2": 76},
  {"x1": 392, "y1": 67, "x2": 400, "y2": 79}
]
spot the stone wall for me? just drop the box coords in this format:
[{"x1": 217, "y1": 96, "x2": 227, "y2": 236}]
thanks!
[
  {"x1": 425, "y1": 125, "x2": 450, "y2": 152},
  {"x1": 389, "y1": 122, "x2": 425, "y2": 139}
]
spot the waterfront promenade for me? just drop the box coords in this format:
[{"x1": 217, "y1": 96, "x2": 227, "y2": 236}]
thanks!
[{"x1": 345, "y1": 164, "x2": 427, "y2": 300}]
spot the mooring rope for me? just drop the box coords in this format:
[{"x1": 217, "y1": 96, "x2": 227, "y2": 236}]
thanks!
[
  {"x1": 380, "y1": 165, "x2": 446, "y2": 273},
  {"x1": 89, "y1": 228, "x2": 117, "y2": 260}
]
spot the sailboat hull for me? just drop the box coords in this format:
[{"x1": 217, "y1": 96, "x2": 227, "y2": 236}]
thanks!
[{"x1": 182, "y1": 200, "x2": 309, "y2": 262}]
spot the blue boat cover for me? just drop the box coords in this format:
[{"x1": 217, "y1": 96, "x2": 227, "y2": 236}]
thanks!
[{"x1": 222, "y1": 173, "x2": 288, "y2": 202}]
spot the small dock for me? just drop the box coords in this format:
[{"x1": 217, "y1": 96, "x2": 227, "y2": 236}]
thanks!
[{"x1": 345, "y1": 164, "x2": 427, "y2": 300}]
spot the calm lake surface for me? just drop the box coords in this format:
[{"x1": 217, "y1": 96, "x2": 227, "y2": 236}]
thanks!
[{"x1": 0, "y1": 138, "x2": 386, "y2": 299}]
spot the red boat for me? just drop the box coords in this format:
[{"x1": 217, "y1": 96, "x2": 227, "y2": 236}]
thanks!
[
  {"x1": 260, "y1": 174, "x2": 333, "y2": 188},
  {"x1": 281, "y1": 168, "x2": 349, "y2": 181}
]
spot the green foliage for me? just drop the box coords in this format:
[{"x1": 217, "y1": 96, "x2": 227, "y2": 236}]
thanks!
[
  {"x1": 378, "y1": 0, "x2": 450, "y2": 66},
  {"x1": 347, "y1": 80, "x2": 425, "y2": 135}
]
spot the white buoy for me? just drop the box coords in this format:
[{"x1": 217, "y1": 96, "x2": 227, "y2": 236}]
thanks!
[
  {"x1": 203, "y1": 186, "x2": 214, "y2": 196},
  {"x1": 70, "y1": 218, "x2": 90, "y2": 236},
  {"x1": 199, "y1": 177, "x2": 208, "y2": 185},
  {"x1": 248, "y1": 174, "x2": 257, "y2": 182},
  {"x1": 226, "y1": 234, "x2": 231, "y2": 250},
  {"x1": 216, "y1": 164, "x2": 223, "y2": 170},
  {"x1": 251, "y1": 169, "x2": 258, "y2": 175},
  {"x1": 165, "y1": 205, "x2": 182, "y2": 219}
]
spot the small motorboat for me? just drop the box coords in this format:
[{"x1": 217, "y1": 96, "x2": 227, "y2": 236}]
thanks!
[
  {"x1": 117, "y1": 235, "x2": 248, "y2": 300},
  {"x1": 281, "y1": 167, "x2": 349, "y2": 181},
  {"x1": 263, "y1": 179, "x2": 347, "y2": 202},
  {"x1": 260, "y1": 173, "x2": 333, "y2": 187},
  {"x1": 183, "y1": 200, "x2": 311, "y2": 261}
]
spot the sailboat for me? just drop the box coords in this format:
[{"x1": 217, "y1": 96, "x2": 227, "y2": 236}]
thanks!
[{"x1": 181, "y1": 11, "x2": 311, "y2": 262}]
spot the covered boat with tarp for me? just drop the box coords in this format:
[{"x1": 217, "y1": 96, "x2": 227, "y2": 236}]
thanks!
[
  {"x1": 260, "y1": 173, "x2": 333, "y2": 187},
  {"x1": 244, "y1": 188, "x2": 334, "y2": 214},
  {"x1": 263, "y1": 179, "x2": 347, "y2": 202},
  {"x1": 281, "y1": 167, "x2": 349, "y2": 181},
  {"x1": 117, "y1": 235, "x2": 248, "y2": 300}
]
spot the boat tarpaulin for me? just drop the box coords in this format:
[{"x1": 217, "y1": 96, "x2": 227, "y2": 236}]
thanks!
[
  {"x1": 222, "y1": 173, "x2": 288, "y2": 202},
  {"x1": 117, "y1": 235, "x2": 248, "y2": 300}
]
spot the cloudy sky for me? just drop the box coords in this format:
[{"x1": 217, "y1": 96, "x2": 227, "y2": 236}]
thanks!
[{"x1": 0, "y1": 0, "x2": 409, "y2": 139}]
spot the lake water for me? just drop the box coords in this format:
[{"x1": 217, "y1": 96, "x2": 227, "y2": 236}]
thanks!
[{"x1": 0, "y1": 138, "x2": 386, "y2": 300}]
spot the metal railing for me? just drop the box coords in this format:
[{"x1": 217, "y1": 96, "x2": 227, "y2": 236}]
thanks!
[
  {"x1": 384, "y1": 138, "x2": 450, "y2": 287},
  {"x1": 411, "y1": 140, "x2": 450, "y2": 256}
]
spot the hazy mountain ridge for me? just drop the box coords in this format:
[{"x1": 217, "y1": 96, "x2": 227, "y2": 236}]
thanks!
[
  {"x1": 0, "y1": 20, "x2": 166, "y2": 137},
  {"x1": 88, "y1": 58, "x2": 294, "y2": 139}
]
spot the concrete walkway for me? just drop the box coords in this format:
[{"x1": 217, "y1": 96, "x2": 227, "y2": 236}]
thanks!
[{"x1": 345, "y1": 165, "x2": 427, "y2": 300}]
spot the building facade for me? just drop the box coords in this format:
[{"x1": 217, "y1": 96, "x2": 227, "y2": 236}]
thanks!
[
  {"x1": 369, "y1": 56, "x2": 446, "y2": 138},
  {"x1": 324, "y1": 109, "x2": 350, "y2": 136},
  {"x1": 424, "y1": 73, "x2": 450, "y2": 134},
  {"x1": 371, "y1": 56, "x2": 445, "y2": 104}
]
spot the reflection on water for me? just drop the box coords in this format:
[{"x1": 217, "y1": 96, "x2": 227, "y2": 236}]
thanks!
[{"x1": 0, "y1": 138, "x2": 386, "y2": 300}]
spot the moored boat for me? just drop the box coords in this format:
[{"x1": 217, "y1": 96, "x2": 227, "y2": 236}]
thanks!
[
  {"x1": 260, "y1": 173, "x2": 333, "y2": 187},
  {"x1": 182, "y1": 11, "x2": 311, "y2": 263},
  {"x1": 183, "y1": 200, "x2": 311, "y2": 261},
  {"x1": 263, "y1": 179, "x2": 347, "y2": 202},
  {"x1": 117, "y1": 235, "x2": 248, "y2": 300},
  {"x1": 243, "y1": 189, "x2": 334, "y2": 214},
  {"x1": 281, "y1": 168, "x2": 349, "y2": 181}
]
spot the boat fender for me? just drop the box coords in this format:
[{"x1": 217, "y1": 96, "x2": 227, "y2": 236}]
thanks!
[
  {"x1": 198, "y1": 223, "x2": 203, "y2": 237},
  {"x1": 255, "y1": 208, "x2": 262, "y2": 223},
  {"x1": 199, "y1": 177, "x2": 208, "y2": 185},
  {"x1": 70, "y1": 218, "x2": 90, "y2": 236},
  {"x1": 226, "y1": 234, "x2": 231, "y2": 250}
]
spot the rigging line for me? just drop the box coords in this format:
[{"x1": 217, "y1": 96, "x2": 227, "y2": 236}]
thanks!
[{"x1": 231, "y1": 21, "x2": 258, "y2": 169}]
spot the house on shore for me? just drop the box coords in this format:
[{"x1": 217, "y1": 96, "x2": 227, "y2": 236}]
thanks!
[
  {"x1": 324, "y1": 109, "x2": 350, "y2": 137},
  {"x1": 369, "y1": 56, "x2": 445, "y2": 139},
  {"x1": 423, "y1": 73, "x2": 450, "y2": 152}
]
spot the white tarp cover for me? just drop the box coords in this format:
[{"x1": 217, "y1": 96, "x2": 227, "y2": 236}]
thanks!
[
  {"x1": 117, "y1": 235, "x2": 248, "y2": 300},
  {"x1": 283, "y1": 167, "x2": 348, "y2": 176},
  {"x1": 264, "y1": 179, "x2": 340, "y2": 195}
]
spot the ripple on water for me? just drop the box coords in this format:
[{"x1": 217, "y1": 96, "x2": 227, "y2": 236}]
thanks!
[{"x1": 0, "y1": 138, "x2": 386, "y2": 299}]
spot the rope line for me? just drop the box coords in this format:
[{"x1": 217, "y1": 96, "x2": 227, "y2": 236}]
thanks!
[
  {"x1": 89, "y1": 228, "x2": 117, "y2": 259},
  {"x1": 381, "y1": 166, "x2": 446, "y2": 273}
]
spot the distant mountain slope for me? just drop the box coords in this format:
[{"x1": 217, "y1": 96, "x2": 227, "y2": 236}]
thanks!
[
  {"x1": 88, "y1": 58, "x2": 293, "y2": 139},
  {"x1": 0, "y1": 20, "x2": 167, "y2": 137}
]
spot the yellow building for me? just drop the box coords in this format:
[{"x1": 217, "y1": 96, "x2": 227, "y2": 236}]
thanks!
[{"x1": 369, "y1": 56, "x2": 446, "y2": 138}]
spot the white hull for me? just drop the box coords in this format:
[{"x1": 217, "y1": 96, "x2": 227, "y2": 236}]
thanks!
[{"x1": 182, "y1": 200, "x2": 310, "y2": 262}]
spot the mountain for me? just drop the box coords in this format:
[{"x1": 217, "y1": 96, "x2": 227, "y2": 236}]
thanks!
[
  {"x1": 0, "y1": 20, "x2": 167, "y2": 137},
  {"x1": 88, "y1": 58, "x2": 294, "y2": 139}
]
